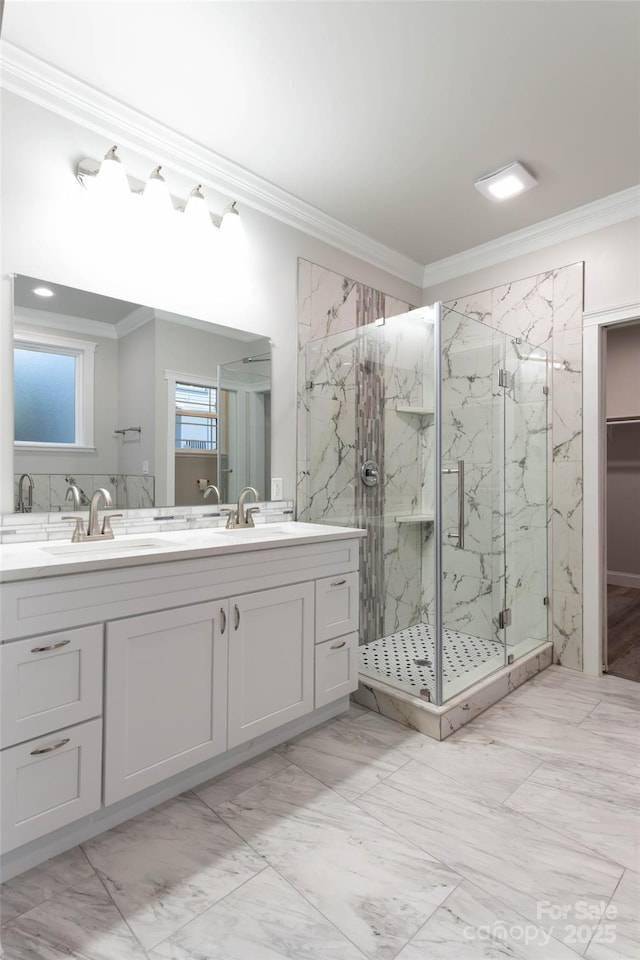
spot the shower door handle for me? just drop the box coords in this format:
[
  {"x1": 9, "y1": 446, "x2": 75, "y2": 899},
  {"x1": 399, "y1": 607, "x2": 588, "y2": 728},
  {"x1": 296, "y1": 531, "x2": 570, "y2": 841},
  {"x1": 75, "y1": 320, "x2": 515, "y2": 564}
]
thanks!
[{"x1": 443, "y1": 459, "x2": 465, "y2": 549}]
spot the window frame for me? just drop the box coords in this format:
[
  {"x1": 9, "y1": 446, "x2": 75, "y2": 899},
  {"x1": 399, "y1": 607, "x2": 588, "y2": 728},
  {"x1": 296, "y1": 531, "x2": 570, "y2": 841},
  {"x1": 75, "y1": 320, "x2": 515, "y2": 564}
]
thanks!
[{"x1": 13, "y1": 328, "x2": 96, "y2": 451}]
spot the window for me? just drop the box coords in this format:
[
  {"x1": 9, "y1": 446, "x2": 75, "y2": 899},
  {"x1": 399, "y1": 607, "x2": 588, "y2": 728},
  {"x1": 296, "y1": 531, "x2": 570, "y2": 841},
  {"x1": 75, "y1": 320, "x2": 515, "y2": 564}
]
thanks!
[
  {"x1": 14, "y1": 330, "x2": 96, "y2": 449},
  {"x1": 175, "y1": 381, "x2": 218, "y2": 451}
]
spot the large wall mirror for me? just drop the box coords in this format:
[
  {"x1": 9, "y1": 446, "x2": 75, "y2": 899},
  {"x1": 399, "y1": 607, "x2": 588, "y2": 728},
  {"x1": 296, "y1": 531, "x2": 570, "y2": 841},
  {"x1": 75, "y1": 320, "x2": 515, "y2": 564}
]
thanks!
[{"x1": 11, "y1": 275, "x2": 271, "y2": 513}]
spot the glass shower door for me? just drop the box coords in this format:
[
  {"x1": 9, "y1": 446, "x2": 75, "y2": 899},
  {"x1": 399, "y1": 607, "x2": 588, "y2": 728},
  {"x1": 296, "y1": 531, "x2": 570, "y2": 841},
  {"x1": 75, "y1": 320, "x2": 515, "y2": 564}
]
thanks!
[
  {"x1": 504, "y1": 337, "x2": 549, "y2": 659},
  {"x1": 437, "y1": 307, "x2": 507, "y2": 702}
]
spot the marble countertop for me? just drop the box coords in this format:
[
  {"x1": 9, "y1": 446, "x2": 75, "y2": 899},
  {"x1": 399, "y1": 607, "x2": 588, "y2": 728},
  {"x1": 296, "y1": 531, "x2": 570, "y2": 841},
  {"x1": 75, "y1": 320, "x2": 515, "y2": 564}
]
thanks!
[{"x1": 0, "y1": 522, "x2": 366, "y2": 583}]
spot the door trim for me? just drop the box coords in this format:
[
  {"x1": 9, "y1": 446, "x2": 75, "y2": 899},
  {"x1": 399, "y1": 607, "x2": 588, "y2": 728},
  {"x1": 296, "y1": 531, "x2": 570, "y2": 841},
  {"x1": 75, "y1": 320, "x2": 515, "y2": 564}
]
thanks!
[{"x1": 583, "y1": 302, "x2": 640, "y2": 676}]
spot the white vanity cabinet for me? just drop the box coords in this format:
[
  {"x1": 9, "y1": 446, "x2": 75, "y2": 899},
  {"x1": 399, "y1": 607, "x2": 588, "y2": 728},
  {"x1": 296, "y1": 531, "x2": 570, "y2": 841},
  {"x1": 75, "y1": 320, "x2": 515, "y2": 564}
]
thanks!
[
  {"x1": 104, "y1": 602, "x2": 229, "y2": 805},
  {"x1": 228, "y1": 582, "x2": 314, "y2": 748},
  {"x1": 0, "y1": 528, "x2": 362, "y2": 874}
]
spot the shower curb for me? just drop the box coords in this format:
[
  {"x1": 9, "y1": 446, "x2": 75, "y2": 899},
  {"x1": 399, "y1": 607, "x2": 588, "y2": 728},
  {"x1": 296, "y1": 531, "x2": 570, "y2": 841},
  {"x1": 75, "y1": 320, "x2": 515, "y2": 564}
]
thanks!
[{"x1": 352, "y1": 642, "x2": 553, "y2": 740}]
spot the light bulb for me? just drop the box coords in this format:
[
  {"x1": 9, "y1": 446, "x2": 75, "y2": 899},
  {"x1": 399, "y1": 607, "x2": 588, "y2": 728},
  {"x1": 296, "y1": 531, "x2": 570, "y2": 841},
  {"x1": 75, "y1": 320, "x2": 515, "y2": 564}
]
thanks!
[
  {"x1": 94, "y1": 145, "x2": 130, "y2": 200},
  {"x1": 184, "y1": 185, "x2": 212, "y2": 233},
  {"x1": 219, "y1": 201, "x2": 246, "y2": 249},
  {"x1": 143, "y1": 165, "x2": 173, "y2": 215}
]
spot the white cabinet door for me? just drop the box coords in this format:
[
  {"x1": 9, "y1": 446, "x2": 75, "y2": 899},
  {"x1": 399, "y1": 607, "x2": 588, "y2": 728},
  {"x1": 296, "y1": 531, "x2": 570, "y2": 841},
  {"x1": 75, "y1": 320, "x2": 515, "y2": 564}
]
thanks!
[
  {"x1": 228, "y1": 583, "x2": 314, "y2": 749},
  {"x1": 315, "y1": 632, "x2": 359, "y2": 707},
  {"x1": 104, "y1": 601, "x2": 228, "y2": 804},
  {"x1": 1, "y1": 718, "x2": 102, "y2": 854},
  {"x1": 0, "y1": 624, "x2": 103, "y2": 749}
]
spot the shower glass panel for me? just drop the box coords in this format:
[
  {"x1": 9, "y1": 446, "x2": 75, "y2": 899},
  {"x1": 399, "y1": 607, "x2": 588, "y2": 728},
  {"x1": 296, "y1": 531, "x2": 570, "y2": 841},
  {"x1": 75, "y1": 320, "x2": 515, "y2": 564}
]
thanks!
[
  {"x1": 300, "y1": 302, "x2": 548, "y2": 707},
  {"x1": 504, "y1": 337, "x2": 549, "y2": 660},
  {"x1": 437, "y1": 307, "x2": 507, "y2": 702}
]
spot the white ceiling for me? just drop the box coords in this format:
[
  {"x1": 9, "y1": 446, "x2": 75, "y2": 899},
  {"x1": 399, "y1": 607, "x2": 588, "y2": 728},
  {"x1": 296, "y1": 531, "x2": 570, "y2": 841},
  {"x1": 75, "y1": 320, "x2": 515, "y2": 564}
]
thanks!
[{"x1": 2, "y1": 1, "x2": 639, "y2": 266}]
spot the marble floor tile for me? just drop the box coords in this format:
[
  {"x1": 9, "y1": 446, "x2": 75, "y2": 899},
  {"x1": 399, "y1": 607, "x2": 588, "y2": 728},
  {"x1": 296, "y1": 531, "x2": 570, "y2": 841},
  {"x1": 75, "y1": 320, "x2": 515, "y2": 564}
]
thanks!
[
  {"x1": 151, "y1": 866, "x2": 367, "y2": 959},
  {"x1": 82, "y1": 792, "x2": 265, "y2": 951},
  {"x1": 530, "y1": 666, "x2": 640, "y2": 711},
  {"x1": 348, "y1": 712, "x2": 542, "y2": 803},
  {"x1": 0, "y1": 875, "x2": 146, "y2": 960},
  {"x1": 506, "y1": 758, "x2": 640, "y2": 871},
  {"x1": 459, "y1": 701, "x2": 640, "y2": 779},
  {"x1": 585, "y1": 869, "x2": 640, "y2": 960},
  {"x1": 273, "y1": 718, "x2": 411, "y2": 801},
  {"x1": 356, "y1": 760, "x2": 623, "y2": 938},
  {"x1": 395, "y1": 879, "x2": 580, "y2": 959},
  {"x1": 0, "y1": 846, "x2": 95, "y2": 926},
  {"x1": 503, "y1": 678, "x2": 601, "y2": 724},
  {"x1": 577, "y1": 699, "x2": 640, "y2": 750},
  {"x1": 193, "y1": 749, "x2": 291, "y2": 809},
  {"x1": 215, "y1": 764, "x2": 460, "y2": 960}
]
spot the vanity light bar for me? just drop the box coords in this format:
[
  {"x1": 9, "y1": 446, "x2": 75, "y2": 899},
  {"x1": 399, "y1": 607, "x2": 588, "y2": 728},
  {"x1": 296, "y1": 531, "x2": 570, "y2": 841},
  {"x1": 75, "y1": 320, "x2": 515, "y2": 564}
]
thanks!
[{"x1": 75, "y1": 154, "x2": 235, "y2": 228}]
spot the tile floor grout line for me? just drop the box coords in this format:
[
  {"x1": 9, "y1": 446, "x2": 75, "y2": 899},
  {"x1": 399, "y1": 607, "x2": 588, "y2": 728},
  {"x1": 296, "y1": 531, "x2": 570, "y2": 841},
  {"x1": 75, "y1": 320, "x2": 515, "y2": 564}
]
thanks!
[
  {"x1": 498, "y1": 758, "x2": 546, "y2": 807},
  {"x1": 145, "y1": 864, "x2": 271, "y2": 955},
  {"x1": 351, "y1": 757, "x2": 414, "y2": 802},
  {"x1": 89, "y1": 861, "x2": 152, "y2": 959},
  {"x1": 581, "y1": 868, "x2": 626, "y2": 960},
  {"x1": 264, "y1": 863, "x2": 371, "y2": 960}
]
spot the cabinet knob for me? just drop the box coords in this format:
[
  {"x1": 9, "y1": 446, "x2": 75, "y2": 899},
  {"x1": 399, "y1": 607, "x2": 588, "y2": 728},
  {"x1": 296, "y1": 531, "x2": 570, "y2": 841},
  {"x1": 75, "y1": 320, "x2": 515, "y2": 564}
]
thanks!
[
  {"x1": 31, "y1": 638, "x2": 71, "y2": 654},
  {"x1": 30, "y1": 737, "x2": 71, "y2": 756}
]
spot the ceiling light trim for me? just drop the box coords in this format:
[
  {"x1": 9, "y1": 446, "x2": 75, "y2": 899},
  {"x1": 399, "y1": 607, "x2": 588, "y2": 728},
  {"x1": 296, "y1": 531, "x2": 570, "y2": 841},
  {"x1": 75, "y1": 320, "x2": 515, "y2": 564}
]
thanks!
[
  {"x1": 423, "y1": 185, "x2": 640, "y2": 288},
  {"x1": 0, "y1": 41, "x2": 424, "y2": 287}
]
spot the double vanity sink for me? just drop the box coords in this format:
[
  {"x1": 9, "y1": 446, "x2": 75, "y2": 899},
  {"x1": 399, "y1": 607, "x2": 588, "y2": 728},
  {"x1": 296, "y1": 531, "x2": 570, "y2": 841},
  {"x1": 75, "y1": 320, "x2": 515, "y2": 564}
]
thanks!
[
  {"x1": 0, "y1": 520, "x2": 364, "y2": 878},
  {"x1": 0, "y1": 521, "x2": 337, "y2": 581}
]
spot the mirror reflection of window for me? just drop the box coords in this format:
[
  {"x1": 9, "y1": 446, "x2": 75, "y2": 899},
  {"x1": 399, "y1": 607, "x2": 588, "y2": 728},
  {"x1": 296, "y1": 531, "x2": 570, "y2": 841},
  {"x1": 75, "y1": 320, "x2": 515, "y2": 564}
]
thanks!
[
  {"x1": 14, "y1": 346, "x2": 76, "y2": 443},
  {"x1": 174, "y1": 381, "x2": 228, "y2": 507},
  {"x1": 175, "y1": 382, "x2": 218, "y2": 451}
]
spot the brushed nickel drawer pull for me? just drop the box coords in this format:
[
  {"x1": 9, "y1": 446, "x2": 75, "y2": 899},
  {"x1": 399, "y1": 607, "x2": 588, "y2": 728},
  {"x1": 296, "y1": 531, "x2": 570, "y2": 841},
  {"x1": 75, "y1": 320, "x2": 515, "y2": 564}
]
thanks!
[
  {"x1": 234, "y1": 604, "x2": 240, "y2": 630},
  {"x1": 220, "y1": 608, "x2": 227, "y2": 634},
  {"x1": 330, "y1": 641, "x2": 347, "y2": 649},
  {"x1": 330, "y1": 579, "x2": 347, "y2": 586},
  {"x1": 31, "y1": 639, "x2": 71, "y2": 654},
  {"x1": 30, "y1": 737, "x2": 71, "y2": 756}
]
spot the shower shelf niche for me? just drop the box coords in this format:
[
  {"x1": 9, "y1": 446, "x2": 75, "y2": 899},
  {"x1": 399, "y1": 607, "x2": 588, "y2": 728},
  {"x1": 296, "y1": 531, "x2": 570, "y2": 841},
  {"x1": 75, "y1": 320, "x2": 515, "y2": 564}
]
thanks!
[
  {"x1": 395, "y1": 406, "x2": 433, "y2": 417},
  {"x1": 395, "y1": 514, "x2": 435, "y2": 524}
]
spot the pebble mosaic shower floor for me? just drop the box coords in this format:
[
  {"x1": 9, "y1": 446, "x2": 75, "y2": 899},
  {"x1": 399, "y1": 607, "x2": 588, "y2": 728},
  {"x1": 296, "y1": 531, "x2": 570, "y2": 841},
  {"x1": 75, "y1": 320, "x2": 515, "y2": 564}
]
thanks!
[{"x1": 358, "y1": 622, "x2": 506, "y2": 699}]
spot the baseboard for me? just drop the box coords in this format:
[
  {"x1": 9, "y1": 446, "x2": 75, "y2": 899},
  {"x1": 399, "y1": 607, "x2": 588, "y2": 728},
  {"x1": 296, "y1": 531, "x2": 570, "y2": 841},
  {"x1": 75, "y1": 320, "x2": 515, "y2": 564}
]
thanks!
[{"x1": 607, "y1": 571, "x2": 640, "y2": 588}]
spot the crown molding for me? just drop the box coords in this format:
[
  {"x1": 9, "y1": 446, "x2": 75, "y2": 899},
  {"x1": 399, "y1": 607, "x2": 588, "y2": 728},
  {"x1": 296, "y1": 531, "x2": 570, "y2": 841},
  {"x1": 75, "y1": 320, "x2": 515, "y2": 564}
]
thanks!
[
  {"x1": 13, "y1": 306, "x2": 118, "y2": 339},
  {"x1": 423, "y1": 186, "x2": 640, "y2": 288},
  {"x1": 0, "y1": 41, "x2": 424, "y2": 288}
]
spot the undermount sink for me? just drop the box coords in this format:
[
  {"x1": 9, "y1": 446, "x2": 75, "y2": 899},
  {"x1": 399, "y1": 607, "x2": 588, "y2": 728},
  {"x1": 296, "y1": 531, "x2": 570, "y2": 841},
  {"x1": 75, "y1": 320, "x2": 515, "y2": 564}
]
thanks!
[
  {"x1": 42, "y1": 537, "x2": 184, "y2": 558},
  {"x1": 221, "y1": 525, "x2": 297, "y2": 539}
]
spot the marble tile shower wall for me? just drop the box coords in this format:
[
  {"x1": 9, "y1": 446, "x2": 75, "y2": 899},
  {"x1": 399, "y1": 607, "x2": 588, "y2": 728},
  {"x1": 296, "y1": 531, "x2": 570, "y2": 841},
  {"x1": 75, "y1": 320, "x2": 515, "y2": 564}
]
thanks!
[
  {"x1": 445, "y1": 263, "x2": 584, "y2": 669},
  {"x1": 12, "y1": 473, "x2": 154, "y2": 513},
  {"x1": 297, "y1": 260, "x2": 583, "y2": 670},
  {"x1": 297, "y1": 260, "x2": 415, "y2": 644}
]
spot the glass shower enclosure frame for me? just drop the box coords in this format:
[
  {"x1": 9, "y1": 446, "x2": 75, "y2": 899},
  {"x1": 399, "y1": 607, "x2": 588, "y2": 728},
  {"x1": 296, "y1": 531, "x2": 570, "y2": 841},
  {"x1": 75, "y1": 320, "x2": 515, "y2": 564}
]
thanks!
[{"x1": 300, "y1": 302, "x2": 549, "y2": 707}]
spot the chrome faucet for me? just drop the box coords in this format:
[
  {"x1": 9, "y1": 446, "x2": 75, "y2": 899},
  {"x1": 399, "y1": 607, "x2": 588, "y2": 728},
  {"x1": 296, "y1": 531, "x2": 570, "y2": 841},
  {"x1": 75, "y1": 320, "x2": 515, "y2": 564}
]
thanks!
[
  {"x1": 17, "y1": 473, "x2": 34, "y2": 513},
  {"x1": 203, "y1": 484, "x2": 221, "y2": 504},
  {"x1": 63, "y1": 487, "x2": 122, "y2": 542},
  {"x1": 236, "y1": 486, "x2": 260, "y2": 528}
]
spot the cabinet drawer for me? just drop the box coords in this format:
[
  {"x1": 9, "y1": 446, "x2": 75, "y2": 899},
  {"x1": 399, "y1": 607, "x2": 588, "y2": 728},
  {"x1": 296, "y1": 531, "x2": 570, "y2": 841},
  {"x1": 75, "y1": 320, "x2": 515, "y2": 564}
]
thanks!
[
  {"x1": 0, "y1": 718, "x2": 102, "y2": 854},
  {"x1": 0, "y1": 625, "x2": 103, "y2": 749},
  {"x1": 315, "y1": 573, "x2": 359, "y2": 643},
  {"x1": 315, "y1": 632, "x2": 359, "y2": 708}
]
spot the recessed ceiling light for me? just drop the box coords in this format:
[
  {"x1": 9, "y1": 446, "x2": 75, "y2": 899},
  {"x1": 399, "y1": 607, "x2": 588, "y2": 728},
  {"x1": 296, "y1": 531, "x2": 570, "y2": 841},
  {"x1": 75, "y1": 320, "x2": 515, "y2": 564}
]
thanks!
[
  {"x1": 474, "y1": 161, "x2": 537, "y2": 201},
  {"x1": 32, "y1": 286, "x2": 55, "y2": 297}
]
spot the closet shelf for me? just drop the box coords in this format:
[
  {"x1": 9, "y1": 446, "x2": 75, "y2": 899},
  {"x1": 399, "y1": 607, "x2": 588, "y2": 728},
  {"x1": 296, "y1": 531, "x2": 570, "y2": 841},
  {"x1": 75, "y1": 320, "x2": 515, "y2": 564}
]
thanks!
[
  {"x1": 395, "y1": 406, "x2": 434, "y2": 416},
  {"x1": 395, "y1": 513, "x2": 435, "y2": 525}
]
